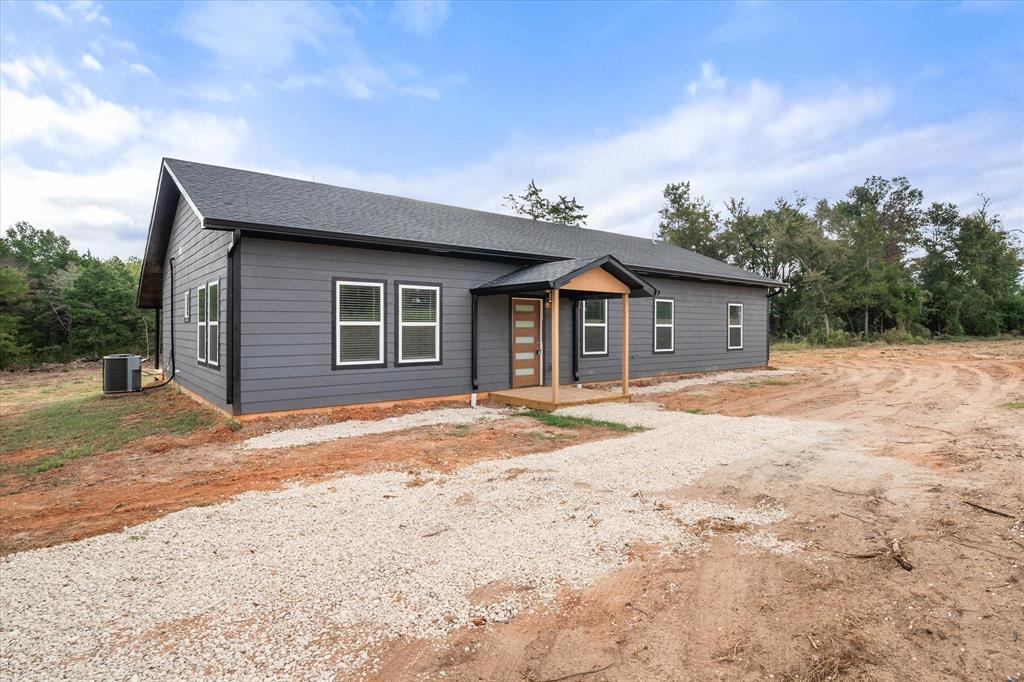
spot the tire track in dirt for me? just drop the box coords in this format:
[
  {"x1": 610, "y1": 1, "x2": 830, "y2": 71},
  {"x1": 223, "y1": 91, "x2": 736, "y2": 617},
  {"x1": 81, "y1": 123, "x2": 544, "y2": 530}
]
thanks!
[{"x1": 382, "y1": 342, "x2": 1024, "y2": 682}]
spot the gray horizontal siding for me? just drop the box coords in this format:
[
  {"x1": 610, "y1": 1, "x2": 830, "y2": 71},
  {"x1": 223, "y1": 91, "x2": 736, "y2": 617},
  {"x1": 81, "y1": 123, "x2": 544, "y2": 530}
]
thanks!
[
  {"x1": 161, "y1": 197, "x2": 230, "y2": 410},
  {"x1": 546, "y1": 277, "x2": 768, "y2": 385},
  {"x1": 236, "y1": 237, "x2": 768, "y2": 414},
  {"x1": 238, "y1": 238, "x2": 512, "y2": 413}
]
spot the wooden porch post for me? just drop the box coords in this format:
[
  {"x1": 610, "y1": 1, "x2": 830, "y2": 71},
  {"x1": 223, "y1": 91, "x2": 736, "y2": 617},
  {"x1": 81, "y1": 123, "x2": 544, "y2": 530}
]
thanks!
[
  {"x1": 621, "y1": 292, "x2": 630, "y2": 395},
  {"x1": 550, "y1": 289, "x2": 560, "y2": 404}
]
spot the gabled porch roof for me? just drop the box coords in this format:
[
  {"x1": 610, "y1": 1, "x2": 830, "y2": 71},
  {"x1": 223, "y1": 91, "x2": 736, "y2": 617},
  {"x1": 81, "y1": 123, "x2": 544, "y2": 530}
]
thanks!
[{"x1": 471, "y1": 255, "x2": 658, "y2": 298}]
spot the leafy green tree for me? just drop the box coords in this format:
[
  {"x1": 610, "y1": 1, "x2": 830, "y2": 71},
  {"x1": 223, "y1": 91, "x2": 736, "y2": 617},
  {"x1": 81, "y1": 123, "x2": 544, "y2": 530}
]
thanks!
[
  {"x1": 0, "y1": 266, "x2": 30, "y2": 366},
  {"x1": 0, "y1": 223, "x2": 154, "y2": 367},
  {"x1": 656, "y1": 181, "x2": 721, "y2": 259},
  {"x1": 919, "y1": 199, "x2": 1023, "y2": 336},
  {"x1": 65, "y1": 256, "x2": 152, "y2": 358},
  {"x1": 503, "y1": 180, "x2": 588, "y2": 226},
  {"x1": 826, "y1": 177, "x2": 925, "y2": 335},
  {"x1": 0, "y1": 222, "x2": 81, "y2": 358}
]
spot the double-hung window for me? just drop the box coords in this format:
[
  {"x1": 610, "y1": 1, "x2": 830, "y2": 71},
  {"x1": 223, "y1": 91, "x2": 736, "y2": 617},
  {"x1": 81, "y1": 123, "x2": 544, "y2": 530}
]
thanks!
[
  {"x1": 207, "y1": 281, "x2": 219, "y2": 367},
  {"x1": 654, "y1": 298, "x2": 674, "y2": 353},
  {"x1": 197, "y1": 281, "x2": 219, "y2": 366},
  {"x1": 398, "y1": 284, "x2": 441, "y2": 364},
  {"x1": 582, "y1": 299, "x2": 608, "y2": 355},
  {"x1": 197, "y1": 284, "x2": 207, "y2": 363},
  {"x1": 727, "y1": 303, "x2": 743, "y2": 350},
  {"x1": 335, "y1": 280, "x2": 385, "y2": 368}
]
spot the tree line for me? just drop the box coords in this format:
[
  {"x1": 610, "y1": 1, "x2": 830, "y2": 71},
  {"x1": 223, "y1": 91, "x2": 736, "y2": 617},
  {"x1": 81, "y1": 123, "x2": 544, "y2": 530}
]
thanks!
[
  {"x1": 505, "y1": 176, "x2": 1024, "y2": 343},
  {"x1": 1, "y1": 175, "x2": 1019, "y2": 368},
  {"x1": 1, "y1": 222, "x2": 155, "y2": 368}
]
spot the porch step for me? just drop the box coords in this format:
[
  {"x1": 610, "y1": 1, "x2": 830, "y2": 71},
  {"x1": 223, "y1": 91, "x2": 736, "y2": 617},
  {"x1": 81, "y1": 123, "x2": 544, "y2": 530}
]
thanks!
[{"x1": 489, "y1": 386, "x2": 631, "y2": 412}]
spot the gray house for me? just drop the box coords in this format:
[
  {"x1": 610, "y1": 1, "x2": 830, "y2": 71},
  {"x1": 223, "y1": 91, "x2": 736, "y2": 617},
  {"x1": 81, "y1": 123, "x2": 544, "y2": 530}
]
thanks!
[{"x1": 137, "y1": 159, "x2": 781, "y2": 416}]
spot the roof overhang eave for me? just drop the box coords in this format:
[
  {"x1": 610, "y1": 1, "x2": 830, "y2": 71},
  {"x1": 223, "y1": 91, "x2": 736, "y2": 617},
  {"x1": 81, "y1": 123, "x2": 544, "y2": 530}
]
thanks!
[{"x1": 203, "y1": 220, "x2": 779, "y2": 290}]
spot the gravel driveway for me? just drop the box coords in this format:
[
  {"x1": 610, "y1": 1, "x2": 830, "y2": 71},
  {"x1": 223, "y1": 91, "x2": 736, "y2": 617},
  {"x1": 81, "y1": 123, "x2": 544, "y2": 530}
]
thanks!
[
  {"x1": 1, "y1": 402, "x2": 843, "y2": 680},
  {"x1": 241, "y1": 406, "x2": 508, "y2": 449}
]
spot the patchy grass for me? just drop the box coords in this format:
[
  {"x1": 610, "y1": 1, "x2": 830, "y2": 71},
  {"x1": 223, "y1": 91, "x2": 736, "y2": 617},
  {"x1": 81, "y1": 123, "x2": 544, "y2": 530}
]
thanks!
[
  {"x1": 684, "y1": 407, "x2": 703, "y2": 414},
  {"x1": 1, "y1": 389, "x2": 221, "y2": 474},
  {"x1": 0, "y1": 368, "x2": 100, "y2": 416},
  {"x1": 447, "y1": 423, "x2": 472, "y2": 437},
  {"x1": 1002, "y1": 400, "x2": 1024, "y2": 409},
  {"x1": 741, "y1": 378, "x2": 794, "y2": 388},
  {"x1": 521, "y1": 410, "x2": 646, "y2": 432},
  {"x1": 771, "y1": 334, "x2": 1019, "y2": 352}
]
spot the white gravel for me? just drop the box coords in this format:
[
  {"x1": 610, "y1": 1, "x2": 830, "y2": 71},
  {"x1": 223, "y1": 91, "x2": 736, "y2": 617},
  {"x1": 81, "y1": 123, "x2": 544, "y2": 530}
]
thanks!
[
  {"x1": 240, "y1": 406, "x2": 508, "y2": 449},
  {"x1": 1, "y1": 402, "x2": 842, "y2": 680},
  {"x1": 625, "y1": 368, "x2": 800, "y2": 395}
]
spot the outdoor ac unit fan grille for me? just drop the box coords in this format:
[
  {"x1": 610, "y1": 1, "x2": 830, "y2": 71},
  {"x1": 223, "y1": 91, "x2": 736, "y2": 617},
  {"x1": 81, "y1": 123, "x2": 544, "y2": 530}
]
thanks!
[{"x1": 103, "y1": 357, "x2": 129, "y2": 392}]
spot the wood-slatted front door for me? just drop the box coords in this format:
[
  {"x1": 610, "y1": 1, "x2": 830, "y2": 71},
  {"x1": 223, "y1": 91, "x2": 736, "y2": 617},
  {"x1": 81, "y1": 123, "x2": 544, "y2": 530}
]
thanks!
[{"x1": 511, "y1": 298, "x2": 542, "y2": 388}]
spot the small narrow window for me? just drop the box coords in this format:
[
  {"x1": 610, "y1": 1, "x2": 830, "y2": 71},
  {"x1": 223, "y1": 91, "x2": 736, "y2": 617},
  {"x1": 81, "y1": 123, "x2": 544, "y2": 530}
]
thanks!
[
  {"x1": 398, "y1": 284, "x2": 440, "y2": 364},
  {"x1": 335, "y1": 280, "x2": 385, "y2": 367},
  {"x1": 184, "y1": 289, "x2": 191, "y2": 322},
  {"x1": 197, "y1": 284, "x2": 207, "y2": 363},
  {"x1": 654, "y1": 298, "x2": 674, "y2": 352},
  {"x1": 207, "y1": 280, "x2": 220, "y2": 367},
  {"x1": 582, "y1": 299, "x2": 608, "y2": 355},
  {"x1": 728, "y1": 303, "x2": 743, "y2": 350}
]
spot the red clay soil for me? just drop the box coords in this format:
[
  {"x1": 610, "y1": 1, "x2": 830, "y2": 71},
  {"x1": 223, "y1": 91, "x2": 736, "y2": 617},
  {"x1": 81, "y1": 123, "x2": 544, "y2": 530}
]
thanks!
[
  {"x1": 369, "y1": 341, "x2": 1024, "y2": 682},
  {"x1": 0, "y1": 416, "x2": 624, "y2": 555}
]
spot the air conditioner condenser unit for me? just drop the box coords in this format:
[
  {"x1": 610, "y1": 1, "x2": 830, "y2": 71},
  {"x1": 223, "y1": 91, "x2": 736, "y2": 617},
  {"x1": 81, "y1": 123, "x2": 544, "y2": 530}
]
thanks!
[{"x1": 102, "y1": 354, "x2": 143, "y2": 394}]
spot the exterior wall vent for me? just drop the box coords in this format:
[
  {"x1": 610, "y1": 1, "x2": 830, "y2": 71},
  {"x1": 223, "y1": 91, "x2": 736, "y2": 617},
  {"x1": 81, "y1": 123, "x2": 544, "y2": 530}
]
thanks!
[{"x1": 102, "y1": 354, "x2": 142, "y2": 394}]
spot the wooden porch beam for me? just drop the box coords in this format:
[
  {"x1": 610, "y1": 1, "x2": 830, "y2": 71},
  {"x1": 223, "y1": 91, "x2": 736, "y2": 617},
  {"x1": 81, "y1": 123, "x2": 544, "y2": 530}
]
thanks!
[
  {"x1": 622, "y1": 292, "x2": 630, "y2": 395},
  {"x1": 550, "y1": 289, "x2": 560, "y2": 404}
]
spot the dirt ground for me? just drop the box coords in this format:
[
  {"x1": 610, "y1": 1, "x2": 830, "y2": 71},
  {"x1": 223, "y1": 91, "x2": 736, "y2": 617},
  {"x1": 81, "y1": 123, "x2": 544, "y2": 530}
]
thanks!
[
  {"x1": 0, "y1": 413, "x2": 627, "y2": 555},
  {"x1": 2, "y1": 342, "x2": 1022, "y2": 680},
  {"x1": 372, "y1": 341, "x2": 1023, "y2": 681}
]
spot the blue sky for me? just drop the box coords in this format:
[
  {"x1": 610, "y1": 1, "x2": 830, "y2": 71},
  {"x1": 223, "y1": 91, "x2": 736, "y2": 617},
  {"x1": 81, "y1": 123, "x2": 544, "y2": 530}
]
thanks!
[{"x1": 1, "y1": 0, "x2": 1022, "y2": 257}]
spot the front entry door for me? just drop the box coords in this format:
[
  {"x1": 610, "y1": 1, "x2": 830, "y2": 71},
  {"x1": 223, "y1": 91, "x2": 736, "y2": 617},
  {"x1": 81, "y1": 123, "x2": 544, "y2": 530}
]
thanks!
[{"x1": 511, "y1": 297, "x2": 543, "y2": 388}]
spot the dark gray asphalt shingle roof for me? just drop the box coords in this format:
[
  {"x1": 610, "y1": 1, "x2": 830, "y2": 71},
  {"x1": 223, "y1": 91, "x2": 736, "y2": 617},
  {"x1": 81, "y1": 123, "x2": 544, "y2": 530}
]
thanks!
[
  {"x1": 163, "y1": 158, "x2": 781, "y2": 287},
  {"x1": 479, "y1": 258, "x2": 598, "y2": 288},
  {"x1": 473, "y1": 256, "x2": 657, "y2": 296}
]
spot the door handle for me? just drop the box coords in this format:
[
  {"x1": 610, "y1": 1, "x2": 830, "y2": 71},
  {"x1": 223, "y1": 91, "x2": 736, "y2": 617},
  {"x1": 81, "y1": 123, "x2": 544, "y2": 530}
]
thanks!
[{"x1": 535, "y1": 346, "x2": 542, "y2": 356}]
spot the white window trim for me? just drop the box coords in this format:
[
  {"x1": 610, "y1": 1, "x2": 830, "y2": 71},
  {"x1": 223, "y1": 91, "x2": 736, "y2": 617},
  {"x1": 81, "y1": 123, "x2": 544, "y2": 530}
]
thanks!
[
  {"x1": 196, "y1": 284, "x2": 206, "y2": 362},
  {"x1": 582, "y1": 299, "x2": 608, "y2": 356},
  {"x1": 654, "y1": 298, "x2": 674, "y2": 352},
  {"x1": 207, "y1": 280, "x2": 220, "y2": 367},
  {"x1": 184, "y1": 288, "x2": 190, "y2": 322},
  {"x1": 398, "y1": 284, "x2": 441, "y2": 364},
  {"x1": 728, "y1": 303, "x2": 744, "y2": 350},
  {"x1": 335, "y1": 280, "x2": 385, "y2": 367}
]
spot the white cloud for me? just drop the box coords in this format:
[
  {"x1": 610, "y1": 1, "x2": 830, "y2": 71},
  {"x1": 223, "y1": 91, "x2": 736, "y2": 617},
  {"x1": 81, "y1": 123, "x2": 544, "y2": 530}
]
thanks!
[
  {"x1": 1, "y1": 58, "x2": 1019, "y2": 262},
  {"x1": 0, "y1": 61, "x2": 38, "y2": 90},
  {"x1": 35, "y1": 2, "x2": 68, "y2": 23},
  {"x1": 0, "y1": 54, "x2": 71, "y2": 88},
  {"x1": 128, "y1": 62, "x2": 154, "y2": 78},
  {"x1": 688, "y1": 61, "x2": 726, "y2": 96},
  {"x1": 68, "y1": 0, "x2": 110, "y2": 25},
  {"x1": 392, "y1": 0, "x2": 450, "y2": 35},
  {"x1": 80, "y1": 53, "x2": 103, "y2": 71},
  {"x1": 281, "y1": 56, "x2": 449, "y2": 101},
  {"x1": 0, "y1": 69, "x2": 247, "y2": 257},
  {"x1": 0, "y1": 83, "x2": 140, "y2": 153},
  {"x1": 286, "y1": 76, "x2": 1021, "y2": 243},
  {"x1": 180, "y1": 1, "x2": 336, "y2": 73},
  {"x1": 36, "y1": 0, "x2": 110, "y2": 25},
  {"x1": 180, "y1": 0, "x2": 454, "y2": 101}
]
